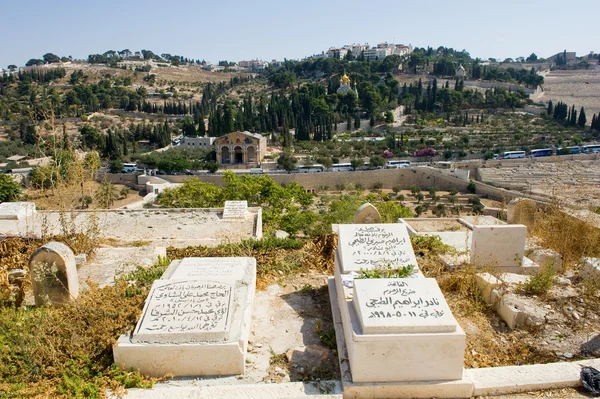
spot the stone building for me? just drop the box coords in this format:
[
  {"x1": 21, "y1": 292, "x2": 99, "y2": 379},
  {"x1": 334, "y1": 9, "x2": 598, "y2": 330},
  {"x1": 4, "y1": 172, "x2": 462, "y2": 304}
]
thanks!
[{"x1": 215, "y1": 131, "x2": 267, "y2": 166}]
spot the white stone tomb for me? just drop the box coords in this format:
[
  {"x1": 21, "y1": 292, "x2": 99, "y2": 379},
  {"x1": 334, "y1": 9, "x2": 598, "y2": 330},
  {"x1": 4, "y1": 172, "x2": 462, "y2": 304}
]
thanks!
[{"x1": 113, "y1": 257, "x2": 256, "y2": 377}]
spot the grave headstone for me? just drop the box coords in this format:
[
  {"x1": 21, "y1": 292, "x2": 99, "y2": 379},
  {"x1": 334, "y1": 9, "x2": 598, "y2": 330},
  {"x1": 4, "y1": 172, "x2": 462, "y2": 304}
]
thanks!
[
  {"x1": 29, "y1": 242, "x2": 78, "y2": 306},
  {"x1": 132, "y1": 279, "x2": 235, "y2": 343},
  {"x1": 223, "y1": 201, "x2": 248, "y2": 219},
  {"x1": 353, "y1": 203, "x2": 382, "y2": 224},
  {"x1": 470, "y1": 224, "x2": 526, "y2": 269},
  {"x1": 337, "y1": 224, "x2": 418, "y2": 273},
  {"x1": 353, "y1": 278, "x2": 457, "y2": 334}
]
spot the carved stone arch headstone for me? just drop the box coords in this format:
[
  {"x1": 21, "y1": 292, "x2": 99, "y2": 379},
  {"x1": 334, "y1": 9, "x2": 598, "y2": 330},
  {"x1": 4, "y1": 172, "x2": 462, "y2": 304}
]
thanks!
[
  {"x1": 353, "y1": 203, "x2": 382, "y2": 224},
  {"x1": 29, "y1": 242, "x2": 78, "y2": 306}
]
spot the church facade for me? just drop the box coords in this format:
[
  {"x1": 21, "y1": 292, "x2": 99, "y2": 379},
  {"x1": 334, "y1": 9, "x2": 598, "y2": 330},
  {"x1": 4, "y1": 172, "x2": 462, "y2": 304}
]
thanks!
[{"x1": 214, "y1": 131, "x2": 267, "y2": 166}]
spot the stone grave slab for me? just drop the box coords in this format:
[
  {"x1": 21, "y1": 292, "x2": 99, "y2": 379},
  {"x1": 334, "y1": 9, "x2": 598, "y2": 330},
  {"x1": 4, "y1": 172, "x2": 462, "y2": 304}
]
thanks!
[
  {"x1": 470, "y1": 225, "x2": 526, "y2": 269},
  {"x1": 223, "y1": 201, "x2": 248, "y2": 219},
  {"x1": 132, "y1": 279, "x2": 235, "y2": 343},
  {"x1": 162, "y1": 257, "x2": 251, "y2": 281},
  {"x1": 29, "y1": 241, "x2": 78, "y2": 306},
  {"x1": 337, "y1": 224, "x2": 418, "y2": 273},
  {"x1": 353, "y1": 278, "x2": 457, "y2": 334},
  {"x1": 353, "y1": 203, "x2": 382, "y2": 224}
]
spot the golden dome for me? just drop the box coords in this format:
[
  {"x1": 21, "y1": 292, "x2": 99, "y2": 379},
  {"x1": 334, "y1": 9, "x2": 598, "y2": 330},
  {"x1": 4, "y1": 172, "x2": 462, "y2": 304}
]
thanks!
[{"x1": 340, "y1": 72, "x2": 351, "y2": 86}]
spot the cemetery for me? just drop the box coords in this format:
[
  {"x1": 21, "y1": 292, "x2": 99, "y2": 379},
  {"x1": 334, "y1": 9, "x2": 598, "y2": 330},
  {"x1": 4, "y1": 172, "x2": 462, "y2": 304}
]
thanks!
[{"x1": 1, "y1": 197, "x2": 600, "y2": 398}]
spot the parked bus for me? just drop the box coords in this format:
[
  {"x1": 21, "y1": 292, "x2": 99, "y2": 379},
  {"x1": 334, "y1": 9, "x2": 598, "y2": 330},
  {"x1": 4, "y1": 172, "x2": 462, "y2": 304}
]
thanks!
[
  {"x1": 529, "y1": 148, "x2": 554, "y2": 157},
  {"x1": 122, "y1": 163, "x2": 137, "y2": 173},
  {"x1": 557, "y1": 146, "x2": 581, "y2": 155},
  {"x1": 331, "y1": 163, "x2": 353, "y2": 172},
  {"x1": 501, "y1": 151, "x2": 526, "y2": 159},
  {"x1": 386, "y1": 160, "x2": 411, "y2": 169},
  {"x1": 295, "y1": 164, "x2": 325, "y2": 173},
  {"x1": 582, "y1": 144, "x2": 600, "y2": 154}
]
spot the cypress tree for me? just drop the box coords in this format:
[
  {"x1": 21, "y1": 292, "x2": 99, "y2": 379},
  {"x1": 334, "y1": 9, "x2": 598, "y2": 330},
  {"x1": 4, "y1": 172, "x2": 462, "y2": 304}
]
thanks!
[
  {"x1": 547, "y1": 100, "x2": 553, "y2": 116},
  {"x1": 578, "y1": 107, "x2": 586, "y2": 128}
]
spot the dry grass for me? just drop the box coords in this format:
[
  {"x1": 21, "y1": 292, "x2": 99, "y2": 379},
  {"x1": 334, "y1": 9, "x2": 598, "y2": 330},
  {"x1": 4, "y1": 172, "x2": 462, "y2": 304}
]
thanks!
[
  {"x1": 534, "y1": 204, "x2": 600, "y2": 266},
  {"x1": 168, "y1": 235, "x2": 335, "y2": 290},
  {"x1": 0, "y1": 260, "x2": 169, "y2": 398}
]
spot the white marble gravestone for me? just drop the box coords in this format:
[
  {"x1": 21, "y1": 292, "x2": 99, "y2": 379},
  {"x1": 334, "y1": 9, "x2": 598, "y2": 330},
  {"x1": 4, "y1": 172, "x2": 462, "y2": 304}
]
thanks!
[
  {"x1": 29, "y1": 241, "x2": 78, "y2": 306},
  {"x1": 337, "y1": 224, "x2": 418, "y2": 273},
  {"x1": 222, "y1": 201, "x2": 248, "y2": 219},
  {"x1": 353, "y1": 203, "x2": 382, "y2": 224},
  {"x1": 113, "y1": 257, "x2": 256, "y2": 377},
  {"x1": 353, "y1": 278, "x2": 457, "y2": 334}
]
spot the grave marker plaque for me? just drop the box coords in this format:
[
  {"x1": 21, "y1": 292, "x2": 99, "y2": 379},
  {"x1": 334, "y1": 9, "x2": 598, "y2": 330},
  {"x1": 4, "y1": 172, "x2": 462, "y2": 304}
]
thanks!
[
  {"x1": 337, "y1": 224, "x2": 418, "y2": 273},
  {"x1": 223, "y1": 201, "x2": 248, "y2": 219},
  {"x1": 353, "y1": 278, "x2": 457, "y2": 334},
  {"x1": 132, "y1": 279, "x2": 235, "y2": 343}
]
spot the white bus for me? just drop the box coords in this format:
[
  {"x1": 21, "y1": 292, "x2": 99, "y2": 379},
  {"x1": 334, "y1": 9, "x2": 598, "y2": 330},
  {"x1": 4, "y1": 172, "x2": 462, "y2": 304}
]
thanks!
[
  {"x1": 295, "y1": 164, "x2": 325, "y2": 173},
  {"x1": 331, "y1": 163, "x2": 353, "y2": 172},
  {"x1": 386, "y1": 160, "x2": 411, "y2": 169},
  {"x1": 122, "y1": 163, "x2": 137, "y2": 173},
  {"x1": 582, "y1": 144, "x2": 600, "y2": 154},
  {"x1": 501, "y1": 151, "x2": 526, "y2": 159}
]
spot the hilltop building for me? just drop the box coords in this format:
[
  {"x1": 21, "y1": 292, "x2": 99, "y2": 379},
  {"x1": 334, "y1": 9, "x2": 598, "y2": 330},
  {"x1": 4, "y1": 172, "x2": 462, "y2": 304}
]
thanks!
[
  {"x1": 456, "y1": 64, "x2": 466, "y2": 79},
  {"x1": 215, "y1": 131, "x2": 267, "y2": 166},
  {"x1": 308, "y1": 42, "x2": 412, "y2": 61}
]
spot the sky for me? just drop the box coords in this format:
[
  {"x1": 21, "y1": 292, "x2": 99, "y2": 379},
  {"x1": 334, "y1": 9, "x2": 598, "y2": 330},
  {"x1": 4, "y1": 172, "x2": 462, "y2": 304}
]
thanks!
[{"x1": 1, "y1": 0, "x2": 598, "y2": 68}]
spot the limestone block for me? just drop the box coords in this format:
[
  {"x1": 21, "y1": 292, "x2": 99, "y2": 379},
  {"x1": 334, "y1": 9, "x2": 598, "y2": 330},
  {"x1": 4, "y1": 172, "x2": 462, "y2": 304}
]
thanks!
[
  {"x1": 529, "y1": 249, "x2": 563, "y2": 272},
  {"x1": 470, "y1": 225, "x2": 527, "y2": 269},
  {"x1": 353, "y1": 203, "x2": 382, "y2": 224},
  {"x1": 475, "y1": 273, "x2": 502, "y2": 303},
  {"x1": 113, "y1": 337, "x2": 246, "y2": 377},
  {"x1": 467, "y1": 361, "x2": 581, "y2": 396},
  {"x1": 29, "y1": 242, "x2": 78, "y2": 306},
  {"x1": 499, "y1": 273, "x2": 530, "y2": 286},
  {"x1": 582, "y1": 258, "x2": 600, "y2": 279},
  {"x1": 337, "y1": 224, "x2": 418, "y2": 273}
]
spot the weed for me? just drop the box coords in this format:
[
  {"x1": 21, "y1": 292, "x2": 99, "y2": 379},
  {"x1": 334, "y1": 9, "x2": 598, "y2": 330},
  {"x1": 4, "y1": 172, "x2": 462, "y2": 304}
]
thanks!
[
  {"x1": 410, "y1": 234, "x2": 453, "y2": 256},
  {"x1": 315, "y1": 320, "x2": 337, "y2": 350},
  {"x1": 357, "y1": 264, "x2": 415, "y2": 279},
  {"x1": 518, "y1": 265, "x2": 556, "y2": 296},
  {"x1": 127, "y1": 240, "x2": 152, "y2": 247}
]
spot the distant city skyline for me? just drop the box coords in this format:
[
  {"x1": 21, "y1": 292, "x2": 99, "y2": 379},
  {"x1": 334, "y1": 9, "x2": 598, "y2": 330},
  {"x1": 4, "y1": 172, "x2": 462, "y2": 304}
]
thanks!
[{"x1": 1, "y1": 0, "x2": 598, "y2": 68}]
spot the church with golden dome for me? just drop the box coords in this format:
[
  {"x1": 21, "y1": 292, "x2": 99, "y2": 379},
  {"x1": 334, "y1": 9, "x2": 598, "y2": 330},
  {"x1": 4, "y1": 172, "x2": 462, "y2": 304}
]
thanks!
[{"x1": 336, "y1": 72, "x2": 358, "y2": 96}]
